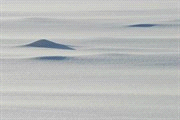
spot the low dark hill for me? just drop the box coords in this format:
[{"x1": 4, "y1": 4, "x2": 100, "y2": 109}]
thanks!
[
  {"x1": 23, "y1": 39, "x2": 75, "y2": 50},
  {"x1": 128, "y1": 24, "x2": 158, "y2": 28}
]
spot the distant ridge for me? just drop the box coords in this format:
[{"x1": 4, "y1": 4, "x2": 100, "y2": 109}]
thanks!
[
  {"x1": 23, "y1": 39, "x2": 75, "y2": 50},
  {"x1": 128, "y1": 24, "x2": 158, "y2": 27}
]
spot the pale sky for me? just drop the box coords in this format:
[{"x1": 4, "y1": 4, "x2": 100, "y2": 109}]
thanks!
[{"x1": 1, "y1": 0, "x2": 179, "y2": 12}]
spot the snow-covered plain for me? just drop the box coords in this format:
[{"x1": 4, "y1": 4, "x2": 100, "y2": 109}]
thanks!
[{"x1": 0, "y1": 1, "x2": 180, "y2": 119}]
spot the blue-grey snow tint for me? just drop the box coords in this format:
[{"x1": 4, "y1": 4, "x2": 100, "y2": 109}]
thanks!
[
  {"x1": 22, "y1": 39, "x2": 75, "y2": 50},
  {"x1": 1, "y1": 0, "x2": 179, "y2": 119}
]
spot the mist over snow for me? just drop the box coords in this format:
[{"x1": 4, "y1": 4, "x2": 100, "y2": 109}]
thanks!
[{"x1": 0, "y1": 0, "x2": 180, "y2": 119}]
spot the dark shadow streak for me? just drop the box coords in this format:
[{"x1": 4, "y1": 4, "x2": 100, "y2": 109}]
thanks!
[{"x1": 33, "y1": 56, "x2": 68, "y2": 61}]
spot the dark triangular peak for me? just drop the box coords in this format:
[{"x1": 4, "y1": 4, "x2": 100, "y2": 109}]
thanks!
[{"x1": 24, "y1": 39, "x2": 75, "y2": 50}]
